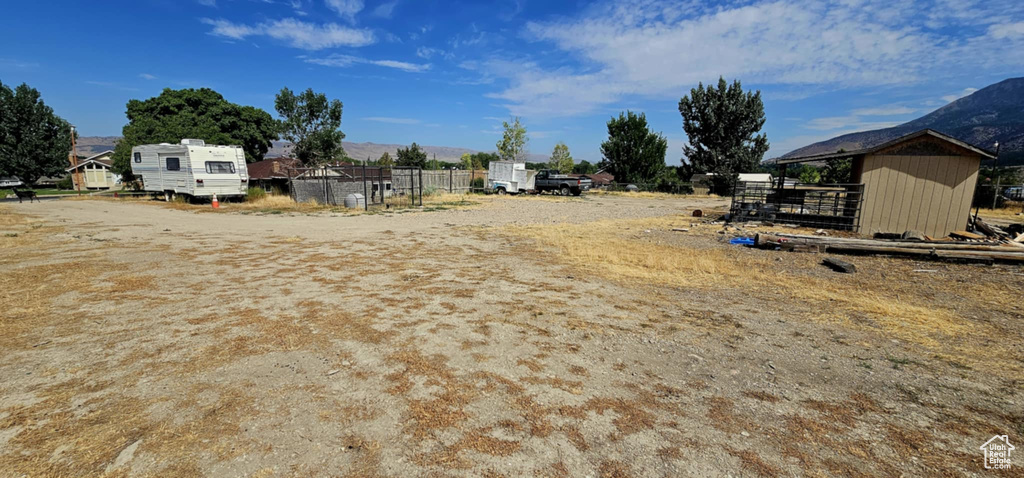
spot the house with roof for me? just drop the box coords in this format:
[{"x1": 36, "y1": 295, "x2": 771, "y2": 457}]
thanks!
[
  {"x1": 247, "y1": 157, "x2": 301, "y2": 192},
  {"x1": 66, "y1": 150, "x2": 120, "y2": 190}
]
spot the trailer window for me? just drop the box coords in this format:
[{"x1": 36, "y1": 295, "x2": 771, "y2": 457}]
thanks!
[
  {"x1": 205, "y1": 161, "x2": 236, "y2": 174},
  {"x1": 133, "y1": 152, "x2": 142, "y2": 163},
  {"x1": 166, "y1": 157, "x2": 180, "y2": 171}
]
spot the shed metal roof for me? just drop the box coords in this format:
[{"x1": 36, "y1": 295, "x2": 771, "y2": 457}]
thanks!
[{"x1": 776, "y1": 129, "x2": 997, "y2": 165}]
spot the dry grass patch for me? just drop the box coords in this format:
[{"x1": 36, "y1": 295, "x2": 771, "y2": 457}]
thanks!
[
  {"x1": 508, "y1": 216, "x2": 772, "y2": 288},
  {"x1": 976, "y1": 204, "x2": 1024, "y2": 222}
]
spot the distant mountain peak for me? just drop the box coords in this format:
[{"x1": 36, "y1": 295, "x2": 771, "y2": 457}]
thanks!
[{"x1": 781, "y1": 77, "x2": 1024, "y2": 165}]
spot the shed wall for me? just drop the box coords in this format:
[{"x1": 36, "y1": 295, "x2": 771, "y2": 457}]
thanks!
[{"x1": 859, "y1": 154, "x2": 979, "y2": 237}]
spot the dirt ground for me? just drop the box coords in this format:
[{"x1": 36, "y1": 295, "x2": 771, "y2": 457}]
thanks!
[{"x1": 1, "y1": 194, "x2": 1021, "y2": 477}]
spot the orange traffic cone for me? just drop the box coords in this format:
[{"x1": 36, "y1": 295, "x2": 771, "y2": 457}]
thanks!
[{"x1": 212, "y1": 193, "x2": 220, "y2": 209}]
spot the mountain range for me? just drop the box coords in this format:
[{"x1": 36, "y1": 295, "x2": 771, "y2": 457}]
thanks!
[
  {"x1": 782, "y1": 77, "x2": 1024, "y2": 165},
  {"x1": 74, "y1": 137, "x2": 549, "y2": 163}
]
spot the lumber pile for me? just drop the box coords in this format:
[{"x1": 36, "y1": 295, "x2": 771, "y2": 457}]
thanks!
[{"x1": 754, "y1": 232, "x2": 1024, "y2": 265}]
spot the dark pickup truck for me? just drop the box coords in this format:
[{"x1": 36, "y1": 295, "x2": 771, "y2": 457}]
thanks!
[{"x1": 534, "y1": 170, "x2": 592, "y2": 196}]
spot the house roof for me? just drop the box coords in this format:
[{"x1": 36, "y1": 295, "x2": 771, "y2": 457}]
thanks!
[
  {"x1": 776, "y1": 129, "x2": 997, "y2": 165},
  {"x1": 573, "y1": 172, "x2": 614, "y2": 183},
  {"x1": 81, "y1": 150, "x2": 114, "y2": 162},
  {"x1": 247, "y1": 157, "x2": 301, "y2": 179},
  {"x1": 66, "y1": 157, "x2": 113, "y2": 172}
]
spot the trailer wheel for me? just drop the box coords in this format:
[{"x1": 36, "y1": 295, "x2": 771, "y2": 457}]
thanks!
[
  {"x1": 560, "y1": 186, "x2": 570, "y2": 196},
  {"x1": 497, "y1": 187, "x2": 506, "y2": 195}
]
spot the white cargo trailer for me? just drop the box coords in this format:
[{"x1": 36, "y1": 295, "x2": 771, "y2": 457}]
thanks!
[
  {"x1": 487, "y1": 161, "x2": 536, "y2": 194},
  {"x1": 131, "y1": 139, "x2": 248, "y2": 201}
]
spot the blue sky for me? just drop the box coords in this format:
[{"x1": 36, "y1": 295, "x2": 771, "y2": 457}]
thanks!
[{"x1": 2, "y1": 0, "x2": 1023, "y2": 164}]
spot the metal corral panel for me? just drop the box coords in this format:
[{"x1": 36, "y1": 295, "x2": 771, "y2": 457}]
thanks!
[{"x1": 859, "y1": 154, "x2": 980, "y2": 237}]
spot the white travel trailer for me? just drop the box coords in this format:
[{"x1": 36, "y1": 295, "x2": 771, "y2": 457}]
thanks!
[
  {"x1": 487, "y1": 161, "x2": 536, "y2": 194},
  {"x1": 131, "y1": 139, "x2": 249, "y2": 200}
]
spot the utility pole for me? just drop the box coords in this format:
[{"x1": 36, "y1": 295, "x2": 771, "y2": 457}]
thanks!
[
  {"x1": 69, "y1": 125, "x2": 81, "y2": 194},
  {"x1": 991, "y1": 142, "x2": 1001, "y2": 210}
]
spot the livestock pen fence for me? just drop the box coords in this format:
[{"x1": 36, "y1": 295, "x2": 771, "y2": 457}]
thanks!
[
  {"x1": 730, "y1": 181, "x2": 865, "y2": 231},
  {"x1": 287, "y1": 165, "x2": 424, "y2": 209},
  {"x1": 409, "y1": 169, "x2": 488, "y2": 193}
]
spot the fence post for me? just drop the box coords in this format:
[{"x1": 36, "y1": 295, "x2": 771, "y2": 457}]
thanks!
[
  {"x1": 449, "y1": 168, "x2": 453, "y2": 193},
  {"x1": 362, "y1": 162, "x2": 368, "y2": 210},
  {"x1": 418, "y1": 168, "x2": 423, "y2": 206}
]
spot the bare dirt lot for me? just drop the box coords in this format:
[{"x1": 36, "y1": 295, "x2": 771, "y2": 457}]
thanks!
[{"x1": 1, "y1": 195, "x2": 1021, "y2": 477}]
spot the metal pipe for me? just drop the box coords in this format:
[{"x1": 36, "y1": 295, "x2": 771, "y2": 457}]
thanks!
[{"x1": 991, "y1": 142, "x2": 1001, "y2": 210}]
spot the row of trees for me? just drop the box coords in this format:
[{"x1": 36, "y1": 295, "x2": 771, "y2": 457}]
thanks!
[
  {"x1": 3, "y1": 77, "x2": 772, "y2": 190},
  {"x1": 487, "y1": 77, "x2": 771, "y2": 191}
]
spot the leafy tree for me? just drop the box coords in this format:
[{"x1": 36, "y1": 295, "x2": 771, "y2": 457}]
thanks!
[
  {"x1": 679, "y1": 77, "x2": 769, "y2": 193},
  {"x1": 275, "y1": 87, "x2": 344, "y2": 165},
  {"x1": 548, "y1": 142, "x2": 574, "y2": 173},
  {"x1": 111, "y1": 88, "x2": 279, "y2": 181},
  {"x1": 572, "y1": 160, "x2": 598, "y2": 175},
  {"x1": 0, "y1": 81, "x2": 73, "y2": 186},
  {"x1": 377, "y1": 151, "x2": 394, "y2": 167},
  {"x1": 460, "y1": 152, "x2": 483, "y2": 170},
  {"x1": 796, "y1": 165, "x2": 821, "y2": 184},
  {"x1": 821, "y1": 158, "x2": 851, "y2": 183},
  {"x1": 396, "y1": 142, "x2": 427, "y2": 168},
  {"x1": 598, "y1": 111, "x2": 667, "y2": 184},
  {"x1": 471, "y1": 152, "x2": 498, "y2": 170},
  {"x1": 496, "y1": 116, "x2": 528, "y2": 162}
]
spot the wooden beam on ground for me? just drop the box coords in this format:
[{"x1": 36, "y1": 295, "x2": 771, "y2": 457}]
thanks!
[{"x1": 823, "y1": 257, "x2": 856, "y2": 273}]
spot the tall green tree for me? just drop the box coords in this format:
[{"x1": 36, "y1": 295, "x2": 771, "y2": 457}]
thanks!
[
  {"x1": 599, "y1": 111, "x2": 667, "y2": 184},
  {"x1": 679, "y1": 77, "x2": 769, "y2": 193},
  {"x1": 0, "y1": 81, "x2": 73, "y2": 186},
  {"x1": 396, "y1": 143, "x2": 427, "y2": 168},
  {"x1": 471, "y1": 152, "x2": 498, "y2": 170},
  {"x1": 275, "y1": 87, "x2": 345, "y2": 165},
  {"x1": 572, "y1": 160, "x2": 598, "y2": 175},
  {"x1": 820, "y1": 157, "x2": 852, "y2": 183},
  {"x1": 496, "y1": 116, "x2": 528, "y2": 162},
  {"x1": 111, "y1": 88, "x2": 279, "y2": 182},
  {"x1": 548, "y1": 142, "x2": 574, "y2": 174},
  {"x1": 460, "y1": 152, "x2": 482, "y2": 170},
  {"x1": 377, "y1": 151, "x2": 394, "y2": 167}
]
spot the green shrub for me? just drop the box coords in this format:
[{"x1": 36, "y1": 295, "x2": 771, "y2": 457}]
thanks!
[
  {"x1": 471, "y1": 177, "x2": 485, "y2": 189},
  {"x1": 56, "y1": 176, "x2": 73, "y2": 190},
  {"x1": 247, "y1": 187, "x2": 267, "y2": 201}
]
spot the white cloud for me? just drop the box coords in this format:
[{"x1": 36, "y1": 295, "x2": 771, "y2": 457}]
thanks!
[
  {"x1": 416, "y1": 46, "x2": 444, "y2": 59},
  {"x1": 305, "y1": 54, "x2": 430, "y2": 72},
  {"x1": 197, "y1": 0, "x2": 216, "y2": 6},
  {"x1": 139, "y1": 73, "x2": 157, "y2": 80},
  {"x1": 372, "y1": 0, "x2": 398, "y2": 18},
  {"x1": 480, "y1": 0, "x2": 1024, "y2": 117},
  {"x1": 201, "y1": 18, "x2": 374, "y2": 49},
  {"x1": 326, "y1": 0, "x2": 364, "y2": 21},
  {"x1": 363, "y1": 117, "x2": 420, "y2": 124},
  {"x1": 988, "y1": 21, "x2": 1024, "y2": 39},
  {"x1": 941, "y1": 87, "x2": 978, "y2": 103}
]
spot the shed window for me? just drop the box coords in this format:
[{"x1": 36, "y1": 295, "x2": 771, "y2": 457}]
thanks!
[
  {"x1": 133, "y1": 152, "x2": 142, "y2": 163},
  {"x1": 166, "y1": 157, "x2": 180, "y2": 171},
  {"x1": 205, "y1": 161, "x2": 236, "y2": 174}
]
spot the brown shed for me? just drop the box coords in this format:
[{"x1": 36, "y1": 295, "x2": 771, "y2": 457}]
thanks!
[{"x1": 778, "y1": 130, "x2": 996, "y2": 237}]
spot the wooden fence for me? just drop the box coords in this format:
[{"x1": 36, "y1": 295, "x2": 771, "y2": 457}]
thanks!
[{"x1": 394, "y1": 170, "x2": 488, "y2": 193}]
